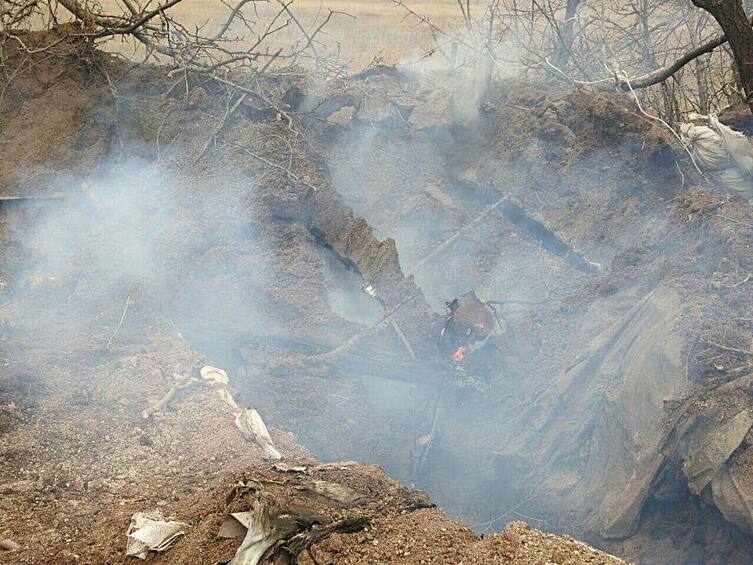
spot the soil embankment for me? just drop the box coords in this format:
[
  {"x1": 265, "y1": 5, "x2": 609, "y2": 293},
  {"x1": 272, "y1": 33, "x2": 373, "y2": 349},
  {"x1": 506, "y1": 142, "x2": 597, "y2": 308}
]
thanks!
[{"x1": 3, "y1": 28, "x2": 753, "y2": 564}]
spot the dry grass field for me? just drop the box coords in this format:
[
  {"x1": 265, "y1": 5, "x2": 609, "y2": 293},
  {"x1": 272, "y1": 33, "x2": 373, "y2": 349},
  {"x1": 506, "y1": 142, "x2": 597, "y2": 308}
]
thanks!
[{"x1": 102, "y1": 0, "x2": 469, "y2": 69}]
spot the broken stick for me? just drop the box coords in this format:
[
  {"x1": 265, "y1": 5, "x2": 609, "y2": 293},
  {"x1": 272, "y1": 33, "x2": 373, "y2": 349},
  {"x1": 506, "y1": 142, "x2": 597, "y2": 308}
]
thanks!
[
  {"x1": 390, "y1": 319, "x2": 417, "y2": 360},
  {"x1": 141, "y1": 375, "x2": 198, "y2": 419},
  {"x1": 272, "y1": 516, "x2": 370, "y2": 563},
  {"x1": 411, "y1": 195, "x2": 511, "y2": 274},
  {"x1": 306, "y1": 295, "x2": 417, "y2": 363}
]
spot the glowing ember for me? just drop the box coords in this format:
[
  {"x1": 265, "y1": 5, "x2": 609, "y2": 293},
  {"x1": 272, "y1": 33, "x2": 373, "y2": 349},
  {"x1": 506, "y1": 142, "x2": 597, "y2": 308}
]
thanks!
[{"x1": 453, "y1": 346, "x2": 466, "y2": 363}]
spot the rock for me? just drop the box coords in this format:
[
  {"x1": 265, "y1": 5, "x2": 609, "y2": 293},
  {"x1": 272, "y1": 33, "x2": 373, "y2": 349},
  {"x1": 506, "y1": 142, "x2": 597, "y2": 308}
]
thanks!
[
  {"x1": 683, "y1": 410, "x2": 753, "y2": 494},
  {"x1": 711, "y1": 461, "x2": 753, "y2": 533},
  {"x1": 0, "y1": 539, "x2": 21, "y2": 551},
  {"x1": 500, "y1": 287, "x2": 686, "y2": 540},
  {"x1": 660, "y1": 373, "x2": 753, "y2": 534}
]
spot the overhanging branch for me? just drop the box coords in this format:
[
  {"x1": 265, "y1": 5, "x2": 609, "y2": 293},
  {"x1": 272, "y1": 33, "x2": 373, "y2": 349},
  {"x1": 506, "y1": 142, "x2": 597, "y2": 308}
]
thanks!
[
  {"x1": 617, "y1": 32, "x2": 728, "y2": 90},
  {"x1": 614, "y1": 14, "x2": 753, "y2": 91}
]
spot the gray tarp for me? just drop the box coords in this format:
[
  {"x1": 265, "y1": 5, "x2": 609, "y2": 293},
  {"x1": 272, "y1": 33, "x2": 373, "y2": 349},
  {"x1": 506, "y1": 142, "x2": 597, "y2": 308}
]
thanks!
[{"x1": 499, "y1": 286, "x2": 688, "y2": 539}]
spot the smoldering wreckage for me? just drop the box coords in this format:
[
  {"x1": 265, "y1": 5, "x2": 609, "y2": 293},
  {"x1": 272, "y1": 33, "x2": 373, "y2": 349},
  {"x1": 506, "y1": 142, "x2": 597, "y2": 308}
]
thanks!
[{"x1": 6, "y1": 28, "x2": 753, "y2": 565}]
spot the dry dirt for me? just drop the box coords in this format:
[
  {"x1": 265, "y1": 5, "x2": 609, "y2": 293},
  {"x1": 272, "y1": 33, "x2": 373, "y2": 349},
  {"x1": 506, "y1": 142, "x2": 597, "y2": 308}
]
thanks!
[
  {"x1": 0, "y1": 29, "x2": 633, "y2": 564},
  {"x1": 0, "y1": 329, "x2": 626, "y2": 564}
]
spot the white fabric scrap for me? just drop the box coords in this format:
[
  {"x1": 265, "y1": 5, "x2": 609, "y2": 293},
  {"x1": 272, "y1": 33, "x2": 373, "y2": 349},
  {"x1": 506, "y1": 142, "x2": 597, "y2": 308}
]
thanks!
[
  {"x1": 200, "y1": 365, "x2": 282, "y2": 460},
  {"x1": 201, "y1": 365, "x2": 239, "y2": 410},
  {"x1": 200, "y1": 365, "x2": 229, "y2": 385},
  {"x1": 218, "y1": 512, "x2": 256, "y2": 539},
  {"x1": 126, "y1": 510, "x2": 187, "y2": 559},
  {"x1": 235, "y1": 409, "x2": 283, "y2": 460}
]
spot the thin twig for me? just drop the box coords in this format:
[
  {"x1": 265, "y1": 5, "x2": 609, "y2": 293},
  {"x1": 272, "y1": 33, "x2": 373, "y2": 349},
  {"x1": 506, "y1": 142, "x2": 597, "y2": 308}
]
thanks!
[
  {"x1": 227, "y1": 140, "x2": 320, "y2": 192},
  {"x1": 195, "y1": 92, "x2": 247, "y2": 163},
  {"x1": 390, "y1": 319, "x2": 417, "y2": 360},
  {"x1": 717, "y1": 214, "x2": 753, "y2": 229},
  {"x1": 106, "y1": 295, "x2": 133, "y2": 350},
  {"x1": 699, "y1": 336, "x2": 753, "y2": 356},
  {"x1": 618, "y1": 71, "x2": 704, "y2": 176},
  {"x1": 141, "y1": 376, "x2": 198, "y2": 419}
]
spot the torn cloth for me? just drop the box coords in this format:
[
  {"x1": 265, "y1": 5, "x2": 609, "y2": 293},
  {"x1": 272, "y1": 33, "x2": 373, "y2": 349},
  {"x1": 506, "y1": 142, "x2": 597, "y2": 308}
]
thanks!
[
  {"x1": 200, "y1": 365, "x2": 282, "y2": 460},
  {"x1": 126, "y1": 510, "x2": 187, "y2": 559}
]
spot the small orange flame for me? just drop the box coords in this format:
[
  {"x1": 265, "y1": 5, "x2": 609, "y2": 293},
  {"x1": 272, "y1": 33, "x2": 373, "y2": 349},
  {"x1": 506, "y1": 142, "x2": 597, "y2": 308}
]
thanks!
[{"x1": 453, "y1": 346, "x2": 466, "y2": 363}]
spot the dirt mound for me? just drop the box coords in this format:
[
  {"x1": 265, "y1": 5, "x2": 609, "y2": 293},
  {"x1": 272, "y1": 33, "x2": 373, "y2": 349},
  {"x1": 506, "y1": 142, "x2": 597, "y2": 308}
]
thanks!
[
  {"x1": 0, "y1": 31, "x2": 630, "y2": 564},
  {"x1": 110, "y1": 462, "x2": 627, "y2": 565}
]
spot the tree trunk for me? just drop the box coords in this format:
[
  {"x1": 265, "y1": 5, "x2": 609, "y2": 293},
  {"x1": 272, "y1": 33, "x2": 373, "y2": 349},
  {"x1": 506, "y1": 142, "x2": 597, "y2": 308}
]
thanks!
[
  {"x1": 552, "y1": 0, "x2": 581, "y2": 69},
  {"x1": 693, "y1": 0, "x2": 753, "y2": 111}
]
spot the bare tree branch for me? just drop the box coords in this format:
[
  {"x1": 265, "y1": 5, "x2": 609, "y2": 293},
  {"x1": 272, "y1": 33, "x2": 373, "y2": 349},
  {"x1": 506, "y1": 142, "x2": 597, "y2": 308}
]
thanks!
[{"x1": 618, "y1": 32, "x2": 727, "y2": 90}]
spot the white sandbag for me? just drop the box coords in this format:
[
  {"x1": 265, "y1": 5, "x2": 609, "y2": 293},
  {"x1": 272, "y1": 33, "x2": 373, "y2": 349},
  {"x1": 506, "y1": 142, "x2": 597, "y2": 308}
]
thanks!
[
  {"x1": 711, "y1": 115, "x2": 753, "y2": 173},
  {"x1": 680, "y1": 122, "x2": 731, "y2": 171},
  {"x1": 680, "y1": 114, "x2": 753, "y2": 199}
]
